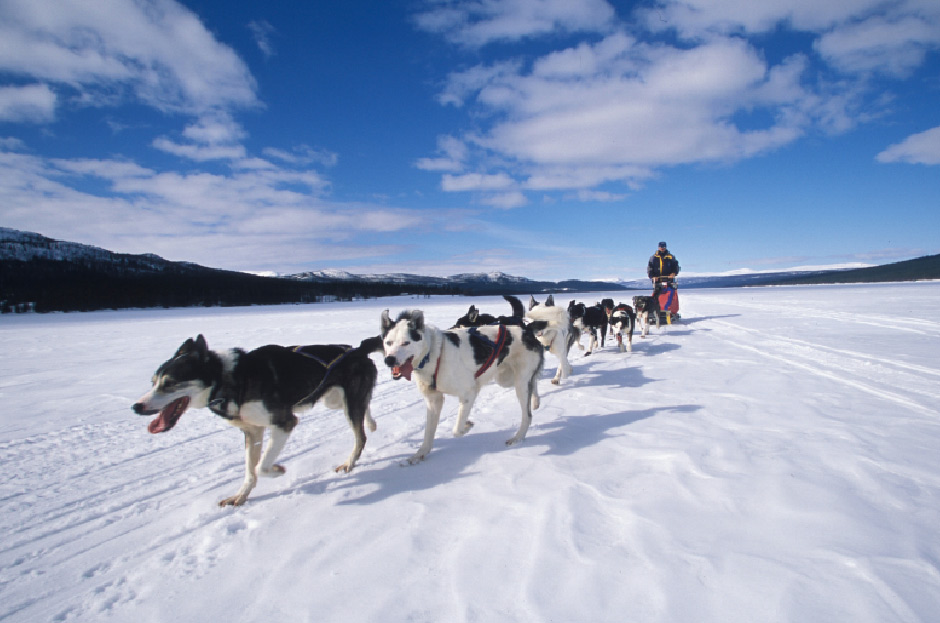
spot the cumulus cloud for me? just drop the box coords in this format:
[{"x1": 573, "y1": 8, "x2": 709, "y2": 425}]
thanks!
[
  {"x1": 418, "y1": 0, "x2": 940, "y2": 199},
  {"x1": 0, "y1": 0, "x2": 258, "y2": 115},
  {"x1": 877, "y1": 126, "x2": 940, "y2": 165},
  {"x1": 414, "y1": 0, "x2": 615, "y2": 47},
  {"x1": 431, "y1": 33, "x2": 809, "y2": 197},
  {"x1": 0, "y1": 84, "x2": 56, "y2": 122}
]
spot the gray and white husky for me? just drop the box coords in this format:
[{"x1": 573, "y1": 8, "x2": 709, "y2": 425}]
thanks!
[{"x1": 133, "y1": 334, "x2": 382, "y2": 506}]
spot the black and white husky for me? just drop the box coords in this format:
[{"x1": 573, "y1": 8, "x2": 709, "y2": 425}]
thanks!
[
  {"x1": 133, "y1": 334, "x2": 383, "y2": 506},
  {"x1": 633, "y1": 295, "x2": 661, "y2": 338},
  {"x1": 606, "y1": 302, "x2": 636, "y2": 352},
  {"x1": 567, "y1": 301, "x2": 609, "y2": 355},
  {"x1": 381, "y1": 310, "x2": 545, "y2": 464},
  {"x1": 452, "y1": 295, "x2": 525, "y2": 329},
  {"x1": 526, "y1": 294, "x2": 575, "y2": 384}
]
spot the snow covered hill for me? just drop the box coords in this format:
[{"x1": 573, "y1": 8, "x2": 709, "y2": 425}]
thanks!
[{"x1": 1, "y1": 283, "x2": 939, "y2": 622}]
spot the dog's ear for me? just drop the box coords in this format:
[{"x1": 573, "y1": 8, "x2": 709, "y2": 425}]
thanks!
[
  {"x1": 409, "y1": 310, "x2": 425, "y2": 332},
  {"x1": 545, "y1": 294, "x2": 554, "y2": 307},
  {"x1": 194, "y1": 334, "x2": 209, "y2": 359},
  {"x1": 468, "y1": 306, "x2": 479, "y2": 322},
  {"x1": 528, "y1": 295, "x2": 537, "y2": 311},
  {"x1": 381, "y1": 309, "x2": 393, "y2": 335}
]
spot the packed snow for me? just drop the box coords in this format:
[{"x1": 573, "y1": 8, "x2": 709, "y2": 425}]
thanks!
[{"x1": 1, "y1": 282, "x2": 939, "y2": 622}]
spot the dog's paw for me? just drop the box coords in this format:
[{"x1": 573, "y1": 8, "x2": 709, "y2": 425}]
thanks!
[
  {"x1": 260, "y1": 464, "x2": 286, "y2": 478},
  {"x1": 403, "y1": 453, "x2": 428, "y2": 466},
  {"x1": 334, "y1": 461, "x2": 356, "y2": 474},
  {"x1": 218, "y1": 494, "x2": 248, "y2": 507},
  {"x1": 453, "y1": 421, "x2": 474, "y2": 437}
]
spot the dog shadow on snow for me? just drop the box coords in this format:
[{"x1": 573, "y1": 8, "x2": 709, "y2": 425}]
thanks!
[
  {"x1": 304, "y1": 359, "x2": 699, "y2": 506},
  {"x1": 313, "y1": 400, "x2": 702, "y2": 506}
]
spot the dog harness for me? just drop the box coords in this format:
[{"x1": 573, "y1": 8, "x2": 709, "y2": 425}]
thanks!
[
  {"x1": 417, "y1": 344, "x2": 444, "y2": 390},
  {"x1": 468, "y1": 324, "x2": 508, "y2": 379},
  {"x1": 291, "y1": 345, "x2": 356, "y2": 404}
]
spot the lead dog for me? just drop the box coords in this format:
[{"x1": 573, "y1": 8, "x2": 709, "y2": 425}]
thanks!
[
  {"x1": 133, "y1": 334, "x2": 383, "y2": 506},
  {"x1": 381, "y1": 309, "x2": 545, "y2": 464},
  {"x1": 526, "y1": 294, "x2": 575, "y2": 384}
]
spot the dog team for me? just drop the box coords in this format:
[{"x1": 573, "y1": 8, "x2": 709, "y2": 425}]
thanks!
[{"x1": 133, "y1": 293, "x2": 670, "y2": 506}]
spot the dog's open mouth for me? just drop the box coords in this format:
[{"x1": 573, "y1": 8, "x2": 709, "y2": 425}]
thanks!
[
  {"x1": 148, "y1": 397, "x2": 190, "y2": 434},
  {"x1": 391, "y1": 356, "x2": 414, "y2": 381}
]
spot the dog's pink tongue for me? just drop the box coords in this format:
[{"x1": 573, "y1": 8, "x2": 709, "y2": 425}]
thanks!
[
  {"x1": 393, "y1": 358, "x2": 414, "y2": 381},
  {"x1": 148, "y1": 397, "x2": 190, "y2": 433}
]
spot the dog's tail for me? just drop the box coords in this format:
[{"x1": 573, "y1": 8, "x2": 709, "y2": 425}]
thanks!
[
  {"x1": 356, "y1": 335, "x2": 384, "y2": 355},
  {"x1": 503, "y1": 294, "x2": 524, "y2": 320}
]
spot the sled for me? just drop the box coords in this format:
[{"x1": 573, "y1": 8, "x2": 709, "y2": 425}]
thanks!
[{"x1": 654, "y1": 280, "x2": 680, "y2": 324}]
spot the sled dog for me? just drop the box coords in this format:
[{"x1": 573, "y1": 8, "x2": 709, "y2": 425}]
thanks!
[
  {"x1": 133, "y1": 334, "x2": 382, "y2": 506},
  {"x1": 381, "y1": 309, "x2": 544, "y2": 464},
  {"x1": 606, "y1": 302, "x2": 636, "y2": 353},
  {"x1": 567, "y1": 301, "x2": 609, "y2": 355},
  {"x1": 452, "y1": 295, "x2": 525, "y2": 329},
  {"x1": 526, "y1": 294, "x2": 575, "y2": 384},
  {"x1": 632, "y1": 295, "x2": 661, "y2": 337}
]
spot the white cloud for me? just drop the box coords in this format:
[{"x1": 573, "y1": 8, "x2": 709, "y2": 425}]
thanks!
[
  {"x1": 815, "y1": 15, "x2": 940, "y2": 76},
  {"x1": 442, "y1": 172, "x2": 515, "y2": 192},
  {"x1": 432, "y1": 34, "x2": 810, "y2": 194},
  {"x1": 481, "y1": 191, "x2": 528, "y2": 209},
  {"x1": 263, "y1": 146, "x2": 339, "y2": 168},
  {"x1": 0, "y1": 0, "x2": 258, "y2": 116},
  {"x1": 877, "y1": 126, "x2": 940, "y2": 165},
  {"x1": 152, "y1": 114, "x2": 250, "y2": 162},
  {"x1": 420, "y1": 0, "x2": 940, "y2": 197},
  {"x1": 414, "y1": 0, "x2": 615, "y2": 47},
  {"x1": 0, "y1": 147, "x2": 466, "y2": 273},
  {"x1": 0, "y1": 84, "x2": 56, "y2": 122},
  {"x1": 248, "y1": 20, "x2": 276, "y2": 58},
  {"x1": 415, "y1": 135, "x2": 469, "y2": 172}
]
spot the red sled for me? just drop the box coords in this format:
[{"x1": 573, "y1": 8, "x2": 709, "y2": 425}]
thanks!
[{"x1": 657, "y1": 285, "x2": 679, "y2": 314}]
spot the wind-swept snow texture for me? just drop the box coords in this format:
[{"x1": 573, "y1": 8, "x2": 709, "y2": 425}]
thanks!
[{"x1": 2, "y1": 283, "x2": 939, "y2": 622}]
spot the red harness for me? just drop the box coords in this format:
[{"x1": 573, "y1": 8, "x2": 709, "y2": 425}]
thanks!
[{"x1": 473, "y1": 324, "x2": 508, "y2": 379}]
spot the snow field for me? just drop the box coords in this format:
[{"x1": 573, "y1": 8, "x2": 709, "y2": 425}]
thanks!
[{"x1": 1, "y1": 283, "x2": 939, "y2": 622}]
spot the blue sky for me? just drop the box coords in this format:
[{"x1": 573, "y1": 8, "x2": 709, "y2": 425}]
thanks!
[{"x1": 1, "y1": 0, "x2": 938, "y2": 281}]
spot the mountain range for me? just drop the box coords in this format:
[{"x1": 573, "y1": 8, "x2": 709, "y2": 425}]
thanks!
[{"x1": 2, "y1": 227, "x2": 937, "y2": 313}]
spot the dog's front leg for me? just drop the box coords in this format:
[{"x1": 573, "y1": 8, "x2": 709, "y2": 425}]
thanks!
[
  {"x1": 219, "y1": 425, "x2": 264, "y2": 507},
  {"x1": 453, "y1": 395, "x2": 476, "y2": 437},
  {"x1": 258, "y1": 427, "x2": 290, "y2": 477},
  {"x1": 406, "y1": 391, "x2": 444, "y2": 465}
]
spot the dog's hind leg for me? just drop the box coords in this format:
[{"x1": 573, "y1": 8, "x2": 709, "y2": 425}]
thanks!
[
  {"x1": 406, "y1": 390, "x2": 445, "y2": 465},
  {"x1": 336, "y1": 396, "x2": 370, "y2": 474},
  {"x1": 552, "y1": 335, "x2": 571, "y2": 385},
  {"x1": 507, "y1": 376, "x2": 535, "y2": 446},
  {"x1": 220, "y1": 424, "x2": 264, "y2": 507},
  {"x1": 365, "y1": 406, "x2": 377, "y2": 432}
]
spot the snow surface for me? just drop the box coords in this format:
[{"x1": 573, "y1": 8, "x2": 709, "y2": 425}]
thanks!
[{"x1": 2, "y1": 283, "x2": 940, "y2": 622}]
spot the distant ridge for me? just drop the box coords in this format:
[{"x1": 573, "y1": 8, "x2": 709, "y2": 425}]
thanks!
[
  {"x1": 0, "y1": 228, "x2": 621, "y2": 312},
  {"x1": 764, "y1": 254, "x2": 940, "y2": 285}
]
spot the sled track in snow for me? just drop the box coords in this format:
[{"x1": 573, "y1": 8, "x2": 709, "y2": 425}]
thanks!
[{"x1": 708, "y1": 319, "x2": 940, "y2": 417}]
